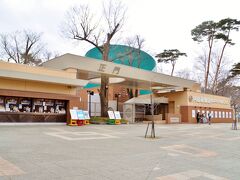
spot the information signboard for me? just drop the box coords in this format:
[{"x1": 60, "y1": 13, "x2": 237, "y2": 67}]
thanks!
[
  {"x1": 108, "y1": 111, "x2": 115, "y2": 119},
  {"x1": 114, "y1": 111, "x2": 121, "y2": 119},
  {"x1": 70, "y1": 109, "x2": 78, "y2": 120},
  {"x1": 77, "y1": 110, "x2": 85, "y2": 119},
  {"x1": 83, "y1": 111, "x2": 90, "y2": 119}
]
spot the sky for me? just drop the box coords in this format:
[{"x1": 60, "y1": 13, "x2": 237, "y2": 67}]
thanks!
[{"x1": 0, "y1": 0, "x2": 240, "y2": 75}]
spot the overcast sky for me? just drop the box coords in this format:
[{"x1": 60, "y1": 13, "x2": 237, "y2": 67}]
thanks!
[{"x1": 0, "y1": 0, "x2": 240, "y2": 75}]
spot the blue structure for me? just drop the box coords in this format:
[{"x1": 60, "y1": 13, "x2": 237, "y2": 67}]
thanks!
[{"x1": 84, "y1": 44, "x2": 156, "y2": 94}]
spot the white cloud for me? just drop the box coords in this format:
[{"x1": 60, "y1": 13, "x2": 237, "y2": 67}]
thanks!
[{"x1": 0, "y1": 0, "x2": 240, "y2": 73}]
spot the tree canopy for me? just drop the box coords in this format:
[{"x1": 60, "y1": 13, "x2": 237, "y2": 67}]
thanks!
[
  {"x1": 156, "y1": 49, "x2": 187, "y2": 76},
  {"x1": 191, "y1": 18, "x2": 240, "y2": 93}
]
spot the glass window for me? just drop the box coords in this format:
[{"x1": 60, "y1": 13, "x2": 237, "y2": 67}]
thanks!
[
  {"x1": 5, "y1": 97, "x2": 19, "y2": 112},
  {"x1": 0, "y1": 97, "x2": 5, "y2": 112},
  {"x1": 55, "y1": 100, "x2": 66, "y2": 114},
  {"x1": 19, "y1": 98, "x2": 31, "y2": 112},
  {"x1": 33, "y1": 99, "x2": 44, "y2": 113}
]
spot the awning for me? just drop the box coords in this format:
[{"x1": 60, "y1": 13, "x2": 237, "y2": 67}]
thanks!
[{"x1": 42, "y1": 53, "x2": 197, "y2": 90}]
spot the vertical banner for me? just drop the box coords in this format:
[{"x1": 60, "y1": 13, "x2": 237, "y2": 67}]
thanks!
[{"x1": 192, "y1": 110, "x2": 196, "y2": 118}]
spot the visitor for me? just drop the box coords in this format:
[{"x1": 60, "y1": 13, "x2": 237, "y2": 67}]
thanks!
[
  {"x1": 202, "y1": 113, "x2": 207, "y2": 123},
  {"x1": 196, "y1": 112, "x2": 200, "y2": 123},
  {"x1": 208, "y1": 112, "x2": 212, "y2": 125}
]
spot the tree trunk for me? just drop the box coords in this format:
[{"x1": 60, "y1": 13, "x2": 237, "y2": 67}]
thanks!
[
  {"x1": 100, "y1": 75, "x2": 109, "y2": 117},
  {"x1": 100, "y1": 43, "x2": 110, "y2": 117},
  {"x1": 171, "y1": 61, "x2": 175, "y2": 76},
  {"x1": 205, "y1": 37, "x2": 214, "y2": 92},
  {"x1": 211, "y1": 42, "x2": 227, "y2": 94}
]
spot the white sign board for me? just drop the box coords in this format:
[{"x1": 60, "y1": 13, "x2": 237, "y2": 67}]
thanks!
[
  {"x1": 77, "y1": 110, "x2": 85, "y2": 119},
  {"x1": 226, "y1": 112, "x2": 228, "y2": 118},
  {"x1": 229, "y1": 112, "x2": 232, "y2": 118},
  {"x1": 211, "y1": 111, "x2": 214, "y2": 118},
  {"x1": 170, "y1": 117, "x2": 180, "y2": 123},
  {"x1": 83, "y1": 111, "x2": 90, "y2": 119},
  {"x1": 108, "y1": 111, "x2": 115, "y2": 119},
  {"x1": 114, "y1": 111, "x2": 121, "y2": 119},
  {"x1": 192, "y1": 110, "x2": 196, "y2": 118},
  {"x1": 215, "y1": 111, "x2": 218, "y2": 118},
  {"x1": 219, "y1": 111, "x2": 222, "y2": 118},
  {"x1": 70, "y1": 109, "x2": 78, "y2": 120}
]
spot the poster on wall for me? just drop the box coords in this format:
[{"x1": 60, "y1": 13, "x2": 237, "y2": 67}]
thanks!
[
  {"x1": 114, "y1": 111, "x2": 121, "y2": 119},
  {"x1": 83, "y1": 111, "x2": 90, "y2": 119},
  {"x1": 206, "y1": 111, "x2": 209, "y2": 116},
  {"x1": 219, "y1": 111, "x2": 222, "y2": 118},
  {"x1": 192, "y1": 110, "x2": 196, "y2": 118},
  {"x1": 211, "y1": 111, "x2": 214, "y2": 118},
  {"x1": 226, "y1": 112, "x2": 229, "y2": 118},
  {"x1": 202, "y1": 110, "x2": 205, "y2": 114},
  {"x1": 222, "y1": 112, "x2": 225, "y2": 118},
  {"x1": 77, "y1": 110, "x2": 85, "y2": 119},
  {"x1": 108, "y1": 111, "x2": 115, "y2": 119},
  {"x1": 70, "y1": 109, "x2": 78, "y2": 120},
  {"x1": 215, "y1": 111, "x2": 218, "y2": 118},
  {"x1": 229, "y1": 112, "x2": 232, "y2": 118}
]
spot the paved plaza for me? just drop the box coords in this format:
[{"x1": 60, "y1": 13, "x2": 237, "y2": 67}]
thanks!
[{"x1": 0, "y1": 123, "x2": 239, "y2": 179}]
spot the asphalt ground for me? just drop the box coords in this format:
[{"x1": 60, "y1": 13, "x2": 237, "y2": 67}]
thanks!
[{"x1": 0, "y1": 123, "x2": 239, "y2": 180}]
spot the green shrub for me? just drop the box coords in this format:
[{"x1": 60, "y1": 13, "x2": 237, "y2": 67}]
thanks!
[{"x1": 89, "y1": 116, "x2": 128, "y2": 124}]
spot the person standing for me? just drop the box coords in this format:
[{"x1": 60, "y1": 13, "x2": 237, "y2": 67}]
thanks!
[
  {"x1": 208, "y1": 112, "x2": 212, "y2": 125},
  {"x1": 196, "y1": 112, "x2": 200, "y2": 123}
]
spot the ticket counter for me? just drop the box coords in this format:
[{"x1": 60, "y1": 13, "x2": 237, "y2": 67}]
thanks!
[{"x1": 0, "y1": 96, "x2": 67, "y2": 122}]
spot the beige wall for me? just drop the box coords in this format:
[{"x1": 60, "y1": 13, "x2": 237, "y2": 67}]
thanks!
[
  {"x1": 0, "y1": 61, "x2": 77, "y2": 79},
  {"x1": 157, "y1": 91, "x2": 188, "y2": 114},
  {"x1": 0, "y1": 78, "x2": 77, "y2": 95},
  {"x1": 187, "y1": 91, "x2": 231, "y2": 109}
]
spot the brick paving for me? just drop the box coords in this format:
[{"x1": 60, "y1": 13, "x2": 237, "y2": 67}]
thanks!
[{"x1": 0, "y1": 123, "x2": 239, "y2": 179}]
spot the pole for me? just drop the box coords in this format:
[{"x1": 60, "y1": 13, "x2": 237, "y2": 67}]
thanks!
[
  {"x1": 89, "y1": 93, "x2": 91, "y2": 117},
  {"x1": 150, "y1": 84, "x2": 155, "y2": 138},
  {"x1": 116, "y1": 95, "x2": 119, "y2": 111}
]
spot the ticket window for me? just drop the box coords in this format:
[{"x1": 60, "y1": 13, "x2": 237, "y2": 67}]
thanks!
[
  {"x1": 19, "y1": 98, "x2": 32, "y2": 112},
  {"x1": 32, "y1": 99, "x2": 44, "y2": 113},
  {"x1": 5, "y1": 97, "x2": 19, "y2": 112},
  {"x1": 44, "y1": 99, "x2": 55, "y2": 113},
  {"x1": 55, "y1": 100, "x2": 66, "y2": 114},
  {"x1": 0, "y1": 97, "x2": 5, "y2": 112}
]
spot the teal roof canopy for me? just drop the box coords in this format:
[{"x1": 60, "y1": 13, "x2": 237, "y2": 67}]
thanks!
[
  {"x1": 84, "y1": 44, "x2": 156, "y2": 93},
  {"x1": 85, "y1": 44, "x2": 156, "y2": 71}
]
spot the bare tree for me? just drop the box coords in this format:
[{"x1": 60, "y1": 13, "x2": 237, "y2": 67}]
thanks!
[
  {"x1": 175, "y1": 69, "x2": 194, "y2": 80},
  {"x1": 212, "y1": 18, "x2": 240, "y2": 91},
  {"x1": 61, "y1": 1, "x2": 126, "y2": 117},
  {"x1": 192, "y1": 18, "x2": 240, "y2": 92},
  {"x1": 191, "y1": 21, "x2": 217, "y2": 92},
  {"x1": 0, "y1": 30, "x2": 45, "y2": 65},
  {"x1": 193, "y1": 47, "x2": 232, "y2": 94},
  {"x1": 114, "y1": 35, "x2": 145, "y2": 98}
]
